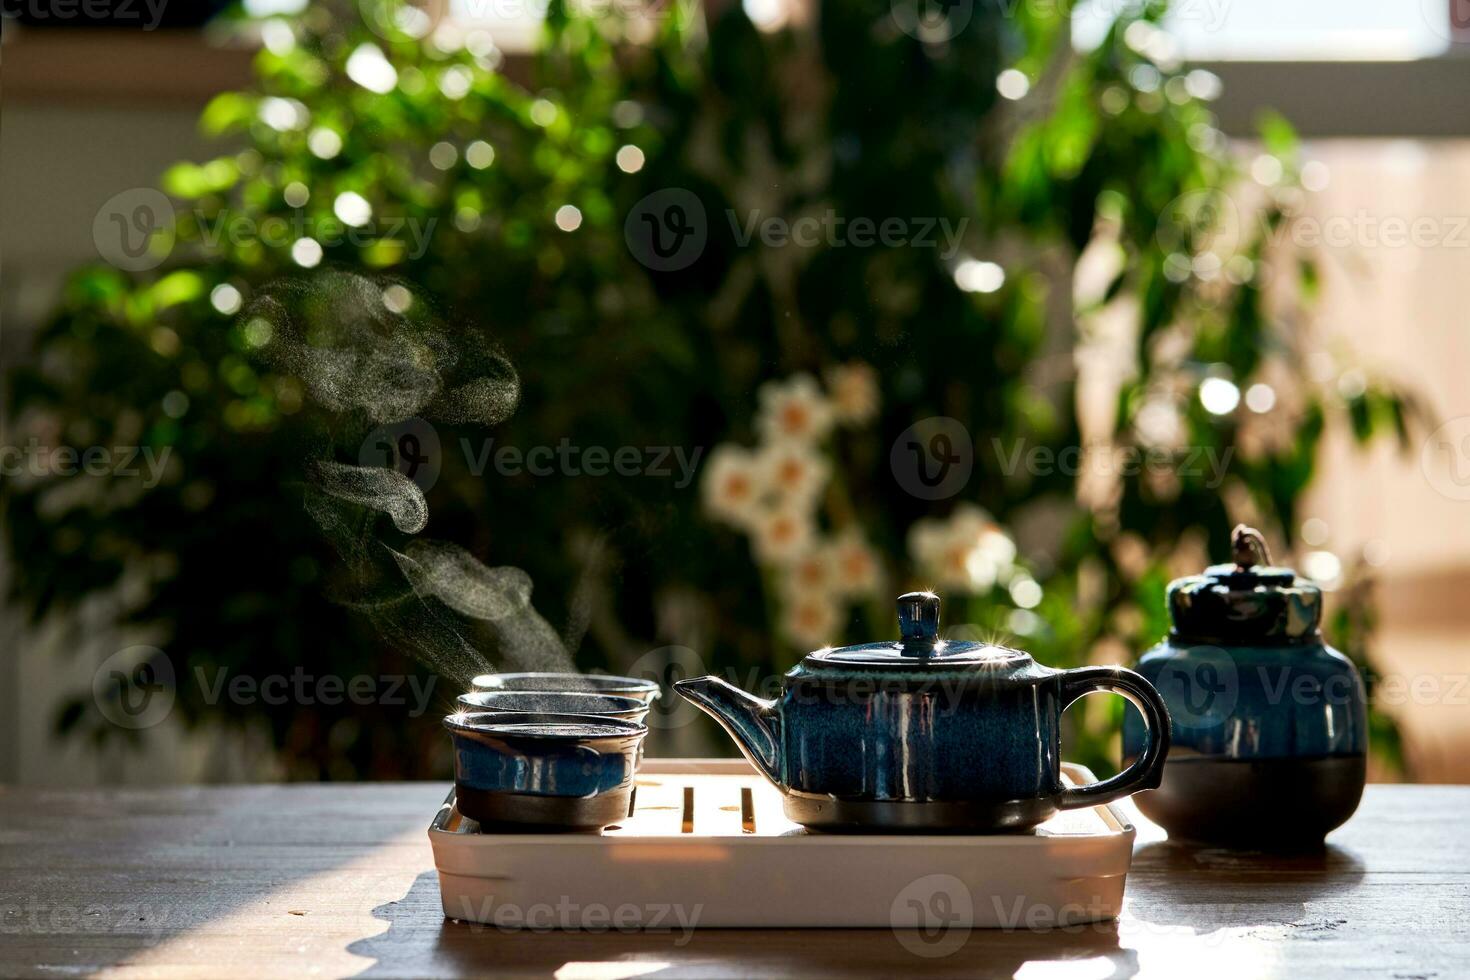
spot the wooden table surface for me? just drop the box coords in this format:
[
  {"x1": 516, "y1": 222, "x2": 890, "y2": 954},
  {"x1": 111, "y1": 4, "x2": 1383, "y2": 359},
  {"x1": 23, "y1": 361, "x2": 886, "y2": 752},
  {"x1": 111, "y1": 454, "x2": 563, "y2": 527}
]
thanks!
[{"x1": 3, "y1": 780, "x2": 1468, "y2": 979}]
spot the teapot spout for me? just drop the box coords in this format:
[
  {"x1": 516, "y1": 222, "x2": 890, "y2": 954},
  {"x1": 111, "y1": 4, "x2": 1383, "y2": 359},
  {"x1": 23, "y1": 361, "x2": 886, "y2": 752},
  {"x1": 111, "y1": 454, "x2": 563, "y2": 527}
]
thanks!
[{"x1": 674, "y1": 676, "x2": 782, "y2": 785}]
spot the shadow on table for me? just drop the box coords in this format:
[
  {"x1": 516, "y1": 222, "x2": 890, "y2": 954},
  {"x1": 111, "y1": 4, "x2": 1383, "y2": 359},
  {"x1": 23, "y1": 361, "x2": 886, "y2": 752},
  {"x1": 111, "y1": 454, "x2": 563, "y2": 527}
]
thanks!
[
  {"x1": 348, "y1": 870, "x2": 1138, "y2": 979},
  {"x1": 1128, "y1": 840, "x2": 1366, "y2": 935}
]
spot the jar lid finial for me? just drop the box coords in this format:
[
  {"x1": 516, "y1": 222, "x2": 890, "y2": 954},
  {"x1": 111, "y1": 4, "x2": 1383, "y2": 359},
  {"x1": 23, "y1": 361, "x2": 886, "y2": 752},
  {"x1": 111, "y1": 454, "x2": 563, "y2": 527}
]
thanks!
[{"x1": 1231, "y1": 524, "x2": 1272, "y2": 571}]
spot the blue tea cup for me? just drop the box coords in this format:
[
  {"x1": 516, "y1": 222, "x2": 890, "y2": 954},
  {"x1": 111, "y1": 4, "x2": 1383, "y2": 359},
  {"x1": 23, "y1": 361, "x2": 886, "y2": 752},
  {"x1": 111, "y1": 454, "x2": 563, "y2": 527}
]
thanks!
[{"x1": 444, "y1": 711, "x2": 647, "y2": 830}]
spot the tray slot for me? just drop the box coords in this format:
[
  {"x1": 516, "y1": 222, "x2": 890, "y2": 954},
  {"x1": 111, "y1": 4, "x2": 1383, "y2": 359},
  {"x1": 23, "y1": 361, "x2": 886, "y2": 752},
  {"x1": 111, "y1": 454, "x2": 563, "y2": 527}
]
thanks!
[{"x1": 616, "y1": 777, "x2": 684, "y2": 836}]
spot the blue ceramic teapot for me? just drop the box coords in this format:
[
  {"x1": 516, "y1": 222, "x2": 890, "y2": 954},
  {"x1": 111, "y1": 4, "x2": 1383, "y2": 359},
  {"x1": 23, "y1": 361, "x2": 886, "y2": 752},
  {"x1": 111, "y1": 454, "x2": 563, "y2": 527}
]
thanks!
[
  {"x1": 676, "y1": 592, "x2": 1171, "y2": 832},
  {"x1": 1122, "y1": 526, "x2": 1368, "y2": 846}
]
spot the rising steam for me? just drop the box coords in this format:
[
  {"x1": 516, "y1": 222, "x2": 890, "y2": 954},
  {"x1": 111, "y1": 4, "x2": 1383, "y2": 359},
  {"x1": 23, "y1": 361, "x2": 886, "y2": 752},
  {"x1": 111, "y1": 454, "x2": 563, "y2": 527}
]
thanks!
[{"x1": 245, "y1": 269, "x2": 574, "y2": 686}]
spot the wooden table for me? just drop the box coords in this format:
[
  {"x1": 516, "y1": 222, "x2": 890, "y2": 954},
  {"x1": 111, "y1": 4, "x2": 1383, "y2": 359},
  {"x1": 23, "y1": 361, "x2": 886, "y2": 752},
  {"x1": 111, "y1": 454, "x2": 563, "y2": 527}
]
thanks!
[{"x1": 3, "y1": 781, "x2": 1467, "y2": 978}]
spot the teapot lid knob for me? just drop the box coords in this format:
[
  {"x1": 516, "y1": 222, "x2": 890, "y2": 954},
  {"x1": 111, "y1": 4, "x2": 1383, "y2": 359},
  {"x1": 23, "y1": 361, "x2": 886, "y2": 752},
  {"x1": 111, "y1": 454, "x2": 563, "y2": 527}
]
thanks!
[{"x1": 897, "y1": 591, "x2": 941, "y2": 644}]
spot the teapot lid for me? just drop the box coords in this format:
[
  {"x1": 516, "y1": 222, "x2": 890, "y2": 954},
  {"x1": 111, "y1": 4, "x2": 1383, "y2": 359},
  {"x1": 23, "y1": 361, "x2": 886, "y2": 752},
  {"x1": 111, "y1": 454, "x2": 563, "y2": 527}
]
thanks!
[
  {"x1": 801, "y1": 592, "x2": 1029, "y2": 671},
  {"x1": 1166, "y1": 525, "x2": 1323, "y2": 644}
]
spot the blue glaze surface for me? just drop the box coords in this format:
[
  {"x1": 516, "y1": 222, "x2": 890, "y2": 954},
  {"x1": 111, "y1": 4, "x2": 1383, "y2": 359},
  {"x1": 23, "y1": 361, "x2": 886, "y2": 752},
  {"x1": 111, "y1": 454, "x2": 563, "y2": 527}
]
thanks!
[
  {"x1": 1122, "y1": 638, "x2": 1368, "y2": 761},
  {"x1": 776, "y1": 661, "x2": 1062, "y2": 799},
  {"x1": 445, "y1": 712, "x2": 644, "y2": 800}
]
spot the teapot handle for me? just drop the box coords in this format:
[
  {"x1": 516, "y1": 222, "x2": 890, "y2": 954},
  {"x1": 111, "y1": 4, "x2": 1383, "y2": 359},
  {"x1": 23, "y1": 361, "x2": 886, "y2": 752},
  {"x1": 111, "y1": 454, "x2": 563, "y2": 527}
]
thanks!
[{"x1": 1056, "y1": 666, "x2": 1172, "y2": 811}]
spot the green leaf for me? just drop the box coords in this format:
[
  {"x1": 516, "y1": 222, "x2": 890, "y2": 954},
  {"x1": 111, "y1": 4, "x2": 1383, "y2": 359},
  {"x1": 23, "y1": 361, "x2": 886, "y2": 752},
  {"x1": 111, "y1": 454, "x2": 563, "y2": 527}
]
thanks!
[{"x1": 200, "y1": 92, "x2": 256, "y2": 136}]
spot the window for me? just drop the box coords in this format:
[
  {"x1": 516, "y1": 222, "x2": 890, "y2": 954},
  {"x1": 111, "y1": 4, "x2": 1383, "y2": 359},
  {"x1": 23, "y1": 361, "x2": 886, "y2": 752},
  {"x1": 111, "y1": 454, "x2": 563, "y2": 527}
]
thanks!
[{"x1": 1073, "y1": 0, "x2": 1456, "y2": 61}]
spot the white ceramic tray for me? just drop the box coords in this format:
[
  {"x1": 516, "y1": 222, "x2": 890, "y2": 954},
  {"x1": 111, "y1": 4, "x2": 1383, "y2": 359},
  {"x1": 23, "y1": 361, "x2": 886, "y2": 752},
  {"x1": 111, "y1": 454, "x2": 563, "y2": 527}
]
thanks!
[{"x1": 428, "y1": 758, "x2": 1135, "y2": 929}]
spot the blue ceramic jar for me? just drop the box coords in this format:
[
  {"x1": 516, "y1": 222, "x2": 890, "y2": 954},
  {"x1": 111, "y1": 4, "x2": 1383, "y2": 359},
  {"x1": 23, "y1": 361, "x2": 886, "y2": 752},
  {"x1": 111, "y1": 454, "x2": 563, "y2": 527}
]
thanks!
[
  {"x1": 1122, "y1": 526, "x2": 1368, "y2": 846},
  {"x1": 677, "y1": 592, "x2": 1172, "y2": 832}
]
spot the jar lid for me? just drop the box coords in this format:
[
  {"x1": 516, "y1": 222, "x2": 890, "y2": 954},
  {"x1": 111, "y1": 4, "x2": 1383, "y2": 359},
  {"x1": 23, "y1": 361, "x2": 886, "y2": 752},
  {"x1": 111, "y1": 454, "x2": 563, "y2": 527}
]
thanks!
[
  {"x1": 801, "y1": 592, "x2": 1029, "y2": 671},
  {"x1": 1167, "y1": 525, "x2": 1323, "y2": 644}
]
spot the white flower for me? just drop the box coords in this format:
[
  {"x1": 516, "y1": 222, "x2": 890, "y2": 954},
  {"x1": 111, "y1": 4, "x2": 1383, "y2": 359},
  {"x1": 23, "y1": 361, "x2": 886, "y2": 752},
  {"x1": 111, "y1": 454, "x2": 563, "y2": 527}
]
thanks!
[
  {"x1": 701, "y1": 445, "x2": 763, "y2": 528},
  {"x1": 827, "y1": 530, "x2": 882, "y2": 598},
  {"x1": 781, "y1": 592, "x2": 842, "y2": 650},
  {"x1": 758, "y1": 442, "x2": 830, "y2": 511},
  {"x1": 757, "y1": 373, "x2": 835, "y2": 445},
  {"x1": 752, "y1": 506, "x2": 814, "y2": 565},
  {"x1": 824, "y1": 362, "x2": 879, "y2": 425},
  {"x1": 907, "y1": 504, "x2": 1017, "y2": 593},
  {"x1": 784, "y1": 546, "x2": 835, "y2": 596}
]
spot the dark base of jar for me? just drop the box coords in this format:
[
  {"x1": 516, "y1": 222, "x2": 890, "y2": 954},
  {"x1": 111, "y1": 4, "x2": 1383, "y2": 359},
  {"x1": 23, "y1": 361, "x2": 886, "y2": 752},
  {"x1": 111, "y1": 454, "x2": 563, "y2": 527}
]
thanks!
[
  {"x1": 455, "y1": 785, "x2": 633, "y2": 831},
  {"x1": 1133, "y1": 755, "x2": 1366, "y2": 849},
  {"x1": 783, "y1": 793, "x2": 1056, "y2": 833}
]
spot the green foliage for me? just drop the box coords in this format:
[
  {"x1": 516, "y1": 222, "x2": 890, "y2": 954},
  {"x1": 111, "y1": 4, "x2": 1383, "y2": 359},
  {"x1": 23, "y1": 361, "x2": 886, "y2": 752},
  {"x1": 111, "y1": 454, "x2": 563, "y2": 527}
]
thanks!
[{"x1": 4, "y1": 0, "x2": 1420, "y2": 776}]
